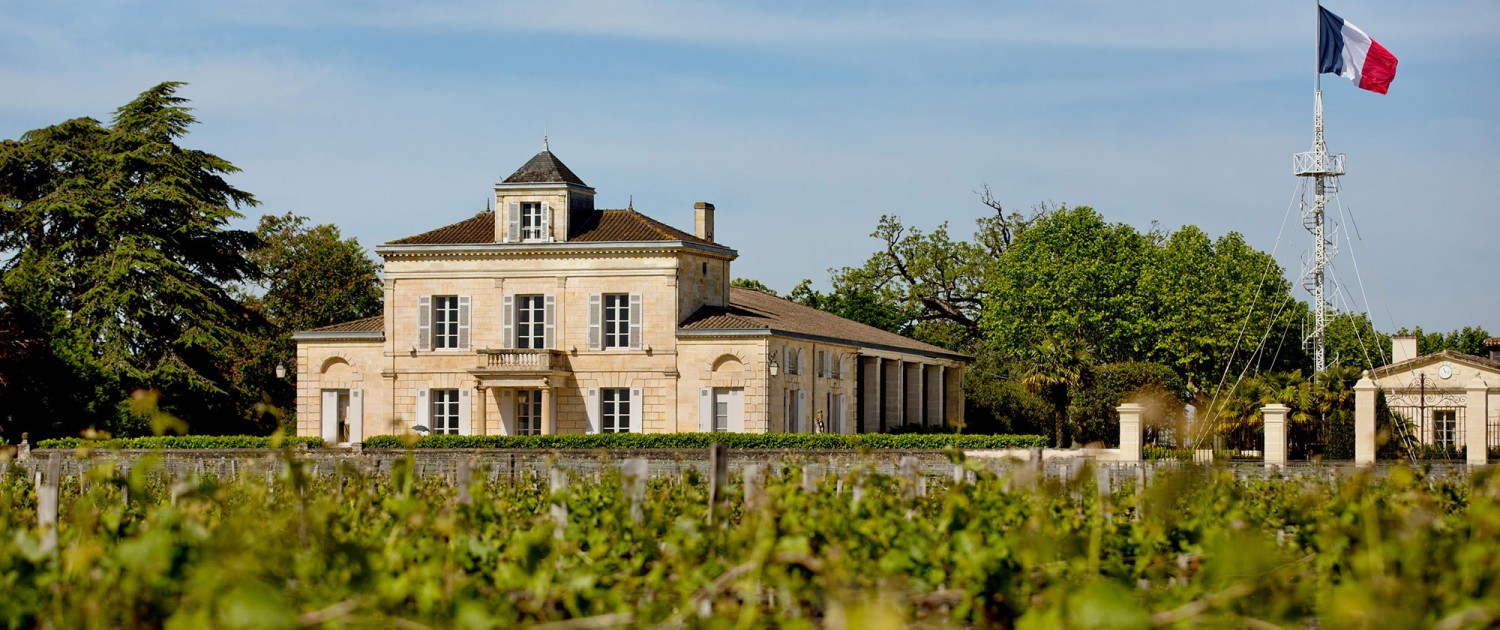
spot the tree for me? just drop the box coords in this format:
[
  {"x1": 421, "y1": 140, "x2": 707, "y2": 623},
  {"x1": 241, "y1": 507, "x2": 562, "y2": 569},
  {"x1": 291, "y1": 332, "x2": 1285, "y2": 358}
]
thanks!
[
  {"x1": 787, "y1": 278, "x2": 918, "y2": 335},
  {"x1": 1137, "y1": 226, "x2": 1303, "y2": 408},
  {"x1": 983, "y1": 206, "x2": 1153, "y2": 363},
  {"x1": 0, "y1": 82, "x2": 262, "y2": 437},
  {"x1": 1068, "y1": 362, "x2": 1188, "y2": 447},
  {"x1": 730, "y1": 278, "x2": 776, "y2": 296},
  {"x1": 1394, "y1": 325, "x2": 1492, "y2": 357},
  {"x1": 224, "y1": 213, "x2": 383, "y2": 432},
  {"x1": 1021, "y1": 335, "x2": 1093, "y2": 447}
]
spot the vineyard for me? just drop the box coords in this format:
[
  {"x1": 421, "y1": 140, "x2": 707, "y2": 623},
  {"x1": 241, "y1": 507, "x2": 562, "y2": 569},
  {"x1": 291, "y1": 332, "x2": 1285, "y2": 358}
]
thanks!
[{"x1": 2, "y1": 449, "x2": 1498, "y2": 628}]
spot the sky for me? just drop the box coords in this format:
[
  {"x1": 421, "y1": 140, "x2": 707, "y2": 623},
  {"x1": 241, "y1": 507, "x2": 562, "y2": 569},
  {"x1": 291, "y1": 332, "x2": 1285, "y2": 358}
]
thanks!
[{"x1": 2, "y1": 0, "x2": 1497, "y2": 336}]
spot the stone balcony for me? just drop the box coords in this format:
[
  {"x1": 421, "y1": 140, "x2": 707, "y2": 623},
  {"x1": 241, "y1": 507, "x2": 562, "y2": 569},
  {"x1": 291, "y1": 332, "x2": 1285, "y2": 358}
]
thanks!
[{"x1": 469, "y1": 349, "x2": 571, "y2": 388}]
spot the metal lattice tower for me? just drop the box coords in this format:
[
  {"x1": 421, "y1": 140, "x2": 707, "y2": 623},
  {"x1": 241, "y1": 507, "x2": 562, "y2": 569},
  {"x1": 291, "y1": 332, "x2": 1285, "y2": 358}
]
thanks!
[{"x1": 1293, "y1": 89, "x2": 1345, "y2": 378}]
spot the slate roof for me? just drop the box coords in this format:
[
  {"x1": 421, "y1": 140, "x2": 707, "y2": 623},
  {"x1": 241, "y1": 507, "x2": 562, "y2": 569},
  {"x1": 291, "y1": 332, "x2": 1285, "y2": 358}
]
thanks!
[
  {"x1": 503, "y1": 150, "x2": 587, "y2": 186},
  {"x1": 385, "y1": 209, "x2": 717, "y2": 247},
  {"x1": 681, "y1": 288, "x2": 969, "y2": 362}
]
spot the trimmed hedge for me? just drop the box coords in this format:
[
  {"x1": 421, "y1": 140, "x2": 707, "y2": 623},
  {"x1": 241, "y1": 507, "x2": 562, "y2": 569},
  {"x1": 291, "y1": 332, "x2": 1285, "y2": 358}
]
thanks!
[
  {"x1": 362, "y1": 433, "x2": 1047, "y2": 450},
  {"x1": 36, "y1": 435, "x2": 326, "y2": 450}
]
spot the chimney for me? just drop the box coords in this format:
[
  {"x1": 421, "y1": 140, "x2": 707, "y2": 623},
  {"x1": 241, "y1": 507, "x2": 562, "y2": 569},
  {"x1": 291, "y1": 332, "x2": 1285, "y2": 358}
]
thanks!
[
  {"x1": 1392, "y1": 335, "x2": 1418, "y2": 364},
  {"x1": 694, "y1": 202, "x2": 715, "y2": 242}
]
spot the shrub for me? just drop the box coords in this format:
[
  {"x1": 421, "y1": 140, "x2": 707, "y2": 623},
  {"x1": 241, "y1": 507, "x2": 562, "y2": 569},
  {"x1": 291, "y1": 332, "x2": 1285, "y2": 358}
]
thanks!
[
  {"x1": 362, "y1": 433, "x2": 1047, "y2": 450},
  {"x1": 35, "y1": 435, "x2": 326, "y2": 449}
]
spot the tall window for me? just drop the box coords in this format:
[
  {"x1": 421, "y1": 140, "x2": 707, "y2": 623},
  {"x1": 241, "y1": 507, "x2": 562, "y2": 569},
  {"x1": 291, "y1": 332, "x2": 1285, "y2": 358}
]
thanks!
[
  {"x1": 1433, "y1": 409, "x2": 1458, "y2": 449},
  {"x1": 516, "y1": 295, "x2": 545, "y2": 348},
  {"x1": 520, "y1": 202, "x2": 545, "y2": 240},
  {"x1": 603, "y1": 294, "x2": 630, "y2": 349},
  {"x1": 431, "y1": 389, "x2": 461, "y2": 434},
  {"x1": 517, "y1": 390, "x2": 541, "y2": 435},
  {"x1": 785, "y1": 389, "x2": 800, "y2": 433},
  {"x1": 432, "y1": 296, "x2": 460, "y2": 349},
  {"x1": 714, "y1": 398, "x2": 730, "y2": 432},
  {"x1": 602, "y1": 388, "x2": 632, "y2": 433}
]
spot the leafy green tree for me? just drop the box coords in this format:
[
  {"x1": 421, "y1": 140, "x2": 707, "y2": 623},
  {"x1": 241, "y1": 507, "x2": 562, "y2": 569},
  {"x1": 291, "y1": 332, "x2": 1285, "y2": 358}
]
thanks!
[
  {"x1": 787, "y1": 278, "x2": 918, "y2": 335},
  {"x1": 1395, "y1": 325, "x2": 1492, "y2": 357},
  {"x1": 729, "y1": 277, "x2": 776, "y2": 295},
  {"x1": 1068, "y1": 362, "x2": 1187, "y2": 447},
  {"x1": 1137, "y1": 226, "x2": 1302, "y2": 405},
  {"x1": 224, "y1": 213, "x2": 383, "y2": 432},
  {"x1": 1021, "y1": 335, "x2": 1093, "y2": 447},
  {"x1": 983, "y1": 206, "x2": 1153, "y2": 363},
  {"x1": 0, "y1": 82, "x2": 262, "y2": 437},
  {"x1": 1324, "y1": 311, "x2": 1390, "y2": 370}
]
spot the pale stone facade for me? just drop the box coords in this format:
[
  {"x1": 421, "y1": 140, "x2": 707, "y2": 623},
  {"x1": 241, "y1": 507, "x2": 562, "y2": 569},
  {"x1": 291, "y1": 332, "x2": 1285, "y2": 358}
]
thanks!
[
  {"x1": 294, "y1": 148, "x2": 967, "y2": 442},
  {"x1": 1355, "y1": 336, "x2": 1499, "y2": 465}
]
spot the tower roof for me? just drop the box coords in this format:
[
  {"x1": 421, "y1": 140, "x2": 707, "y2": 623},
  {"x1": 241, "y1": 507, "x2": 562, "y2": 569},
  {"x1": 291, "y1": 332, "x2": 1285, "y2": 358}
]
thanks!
[{"x1": 502, "y1": 150, "x2": 588, "y2": 186}]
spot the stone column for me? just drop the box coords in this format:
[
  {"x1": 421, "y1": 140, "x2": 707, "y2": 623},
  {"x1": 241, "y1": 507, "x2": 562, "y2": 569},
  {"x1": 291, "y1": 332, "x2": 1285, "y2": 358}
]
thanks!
[
  {"x1": 1467, "y1": 377, "x2": 1490, "y2": 466},
  {"x1": 474, "y1": 385, "x2": 489, "y2": 436},
  {"x1": 1354, "y1": 374, "x2": 1378, "y2": 466},
  {"x1": 1117, "y1": 402, "x2": 1144, "y2": 463},
  {"x1": 863, "y1": 357, "x2": 883, "y2": 434},
  {"x1": 1262, "y1": 403, "x2": 1289, "y2": 468},
  {"x1": 540, "y1": 387, "x2": 555, "y2": 435}
]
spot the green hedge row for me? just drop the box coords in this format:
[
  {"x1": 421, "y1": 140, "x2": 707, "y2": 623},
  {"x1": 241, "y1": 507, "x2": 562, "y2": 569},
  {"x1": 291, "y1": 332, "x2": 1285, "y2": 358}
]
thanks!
[
  {"x1": 36, "y1": 435, "x2": 326, "y2": 449},
  {"x1": 363, "y1": 432, "x2": 1047, "y2": 450}
]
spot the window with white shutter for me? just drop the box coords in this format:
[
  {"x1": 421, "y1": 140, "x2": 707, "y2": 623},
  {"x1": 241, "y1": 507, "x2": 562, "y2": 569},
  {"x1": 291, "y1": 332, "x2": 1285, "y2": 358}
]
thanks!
[
  {"x1": 588, "y1": 294, "x2": 603, "y2": 351},
  {"x1": 543, "y1": 294, "x2": 556, "y2": 349},
  {"x1": 501, "y1": 295, "x2": 515, "y2": 349},
  {"x1": 628, "y1": 293, "x2": 643, "y2": 350},
  {"x1": 417, "y1": 296, "x2": 432, "y2": 351},
  {"x1": 506, "y1": 202, "x2": 521, "y2": 243}
]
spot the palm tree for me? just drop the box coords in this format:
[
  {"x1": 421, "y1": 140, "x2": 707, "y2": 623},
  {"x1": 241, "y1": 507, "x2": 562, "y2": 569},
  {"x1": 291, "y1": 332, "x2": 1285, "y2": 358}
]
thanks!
[{"x1": 1022, "y1": 336, "x2": 1093, "y2": 448}]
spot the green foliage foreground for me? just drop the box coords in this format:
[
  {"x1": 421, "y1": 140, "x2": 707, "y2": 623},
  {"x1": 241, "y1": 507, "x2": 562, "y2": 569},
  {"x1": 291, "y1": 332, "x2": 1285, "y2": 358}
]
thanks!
[
  {"x1": 35, "y1": 435, "x2": 325, "y2": 450},
  {"x1": 2, "y1": 456, "x2": 1498, "y2": 628},
  {"x1": 364, "y1": 432, "x2": 1048, "y2": 450}
]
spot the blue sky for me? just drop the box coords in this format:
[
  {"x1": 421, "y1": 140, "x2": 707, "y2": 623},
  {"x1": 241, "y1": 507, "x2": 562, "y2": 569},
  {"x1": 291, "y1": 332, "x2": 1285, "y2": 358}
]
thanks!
[{"x1": 3, "y1": 0, "x2": 1497, "y2": 336}]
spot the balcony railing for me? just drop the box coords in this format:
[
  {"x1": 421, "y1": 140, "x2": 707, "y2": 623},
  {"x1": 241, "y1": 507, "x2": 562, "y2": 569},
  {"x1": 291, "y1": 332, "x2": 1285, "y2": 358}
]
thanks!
[{"x1": 475, "y1": 349, "x2": 568, "y2": 372}]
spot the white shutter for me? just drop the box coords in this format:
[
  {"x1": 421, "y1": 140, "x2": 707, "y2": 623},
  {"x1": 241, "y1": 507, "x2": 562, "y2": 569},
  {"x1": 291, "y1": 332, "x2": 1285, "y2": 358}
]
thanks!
[
  {"x1": 321, "y1": 390, "x2": 339, "y2": 442},
  {"x1": 796, "y1": 349, "x2": 804, "y2": 375},
  {"x1": 699, "y1": 388, "x2": 712, "y2": 432},
  {"x1": 457, "y1": 296, "x2": 471, "y2": 350},
  {"x1": 837, "y1": 394, "x2": 847, "y2": 434},
  {"x1": 506, "y1": 202, "x2": 520, "y2": 243},
  {"x1": 628, "y1": 293, "x2": 643, "y2": 350},
  {"x1": 499, "y1": 390, "x2": 516, "y2": 436},
  {"x1": 629, "y1": 387, "x2": 644, "y2": 433},
  {"x1": 729, "y1": 389, "x2": 745, "y2": 433},
  {"x1": 459, "y1": 389, "x2": 472, "y2": 436},
  {"x1": 544, "y1": 294, "x2": 556, "y2": 349},
  {"x1": 798, "y1": 389, "x2": 808, "y2": 433},
  {"x1": 502, "y1": 295, "x2": 515, "y2": 349},
  {"x1": 540, "y1": 201, "x2": 552, "y2": 242},
  {"x1": 349, "y1": 389, "x2": 364, "y2": 442},
  {"x1": 585, "y1": 388, "x2": 600, "y2": 434},
  {"x1": 416, "y1": 389, "x2": 430, "y2": 431},
  {"x1": 587, "y1": 293, "x2": 602, "y2": 351},
  {"x1": 781, "y1": 347, "x2": 789, "y2": 375},
  {"x1": 417, "y1": 296, "x2": 432, "y2": 351}
]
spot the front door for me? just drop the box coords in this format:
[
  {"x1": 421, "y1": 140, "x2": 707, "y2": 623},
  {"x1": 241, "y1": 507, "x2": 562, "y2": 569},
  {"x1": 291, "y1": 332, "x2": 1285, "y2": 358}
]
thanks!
[{"x1": 321, "y1": 389, "x2": 360, "y2": 444}]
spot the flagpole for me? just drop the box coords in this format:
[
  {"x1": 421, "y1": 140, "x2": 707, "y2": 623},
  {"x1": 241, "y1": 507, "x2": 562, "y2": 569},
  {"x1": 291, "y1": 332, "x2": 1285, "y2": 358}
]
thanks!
[{"x1": 1297, "y1": 0, "x2": 1341, "y2": 380}]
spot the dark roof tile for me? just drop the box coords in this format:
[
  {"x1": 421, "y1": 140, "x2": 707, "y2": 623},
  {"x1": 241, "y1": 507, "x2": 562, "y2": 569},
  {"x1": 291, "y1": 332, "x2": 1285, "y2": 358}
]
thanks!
[
  {"x1": 386, "y1": 209, "x2": 717, "y2": 247},
  {"x1": 681, "y1": 288, "x2": 968, "y2": 361},
  {"x1": 299, "y1": 315, "x2": 384, "y2": 335},
  {"x1": 503, "y1": 150, "x2": 587, "y2": 186}
]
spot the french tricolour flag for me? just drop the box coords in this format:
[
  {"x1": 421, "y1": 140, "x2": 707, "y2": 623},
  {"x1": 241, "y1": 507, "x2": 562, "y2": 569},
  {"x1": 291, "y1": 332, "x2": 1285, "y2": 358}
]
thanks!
[{"x1": 1319, "y1": 6, "x2": 1398, "y2": 94}]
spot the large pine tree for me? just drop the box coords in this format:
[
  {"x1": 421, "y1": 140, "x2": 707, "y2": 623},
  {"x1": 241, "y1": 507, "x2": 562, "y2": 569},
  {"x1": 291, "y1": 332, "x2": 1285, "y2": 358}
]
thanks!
[{"x1": 0, "y1": 82, "x2": 264, "y2": 438}]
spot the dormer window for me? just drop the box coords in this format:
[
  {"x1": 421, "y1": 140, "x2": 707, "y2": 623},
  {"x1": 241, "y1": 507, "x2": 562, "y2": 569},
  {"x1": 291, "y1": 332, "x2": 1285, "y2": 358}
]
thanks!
[
  {"x1": 520, "y1": 202, "x2": 545, "y2": 241},
  {"x1": 504, "y1": 201, "x2": 551, "y2": 243}
]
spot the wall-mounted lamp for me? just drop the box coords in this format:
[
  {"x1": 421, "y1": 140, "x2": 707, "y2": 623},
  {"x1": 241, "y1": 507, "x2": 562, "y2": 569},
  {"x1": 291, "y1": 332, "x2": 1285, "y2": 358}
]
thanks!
[
  {"x1": 766, "y1": 352, "x2": 781, "y2": 377},
  {"x1": 274, "y1": 364, "x2": 287, "y2": 379}
]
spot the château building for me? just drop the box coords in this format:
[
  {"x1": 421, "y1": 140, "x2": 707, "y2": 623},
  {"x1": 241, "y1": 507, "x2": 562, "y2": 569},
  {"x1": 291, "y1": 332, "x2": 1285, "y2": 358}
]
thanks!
[{"x1": 292, "y1": 147, "x2": 967, "y2": 442}]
